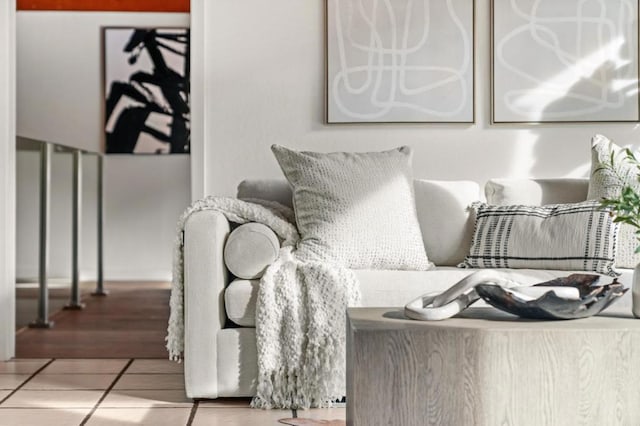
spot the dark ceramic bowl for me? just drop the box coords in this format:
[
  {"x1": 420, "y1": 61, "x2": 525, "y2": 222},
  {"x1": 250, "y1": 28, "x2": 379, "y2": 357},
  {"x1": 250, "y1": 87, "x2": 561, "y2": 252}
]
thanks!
[{"x1": 475, "y1": 274, "x2": 628, "y2": 320}]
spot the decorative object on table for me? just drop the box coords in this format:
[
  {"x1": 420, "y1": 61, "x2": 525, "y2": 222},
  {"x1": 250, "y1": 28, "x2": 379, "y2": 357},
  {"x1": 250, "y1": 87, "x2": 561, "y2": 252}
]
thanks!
[
  {"x1": 590, "y1": 134, "x2": 640, "y2": 318},
  {"x1": 459, "y1": 201, "x2": 618, "y2": 276},
  {"x1": 405, "y1": 271, "x2": 626, "y2": 321},
  {"x1": 491, "y1": 0, "x2": 640, "y2": 123},
  {"x1": 326, "y1": 0, "x2": 474, "y2": 123},
  {"x1": 405, "y1": 270, "x2": 520, "y2": 321},
  {"x1": 103, "y1": 27, "x2": 190, "y2": 154},
  {"x1": 476, "y1": 275, "x2": 627, "y2": 320}
]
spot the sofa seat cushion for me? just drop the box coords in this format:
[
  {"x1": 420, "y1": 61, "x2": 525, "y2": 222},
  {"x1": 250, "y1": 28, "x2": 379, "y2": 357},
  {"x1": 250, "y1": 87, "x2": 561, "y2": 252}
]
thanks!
[
  {"x1": 224, "y1": 279, "x2": 259, "y2": 327},
  {"x1": 224, "y1": 268, "x2": 632, "y2": 327}
]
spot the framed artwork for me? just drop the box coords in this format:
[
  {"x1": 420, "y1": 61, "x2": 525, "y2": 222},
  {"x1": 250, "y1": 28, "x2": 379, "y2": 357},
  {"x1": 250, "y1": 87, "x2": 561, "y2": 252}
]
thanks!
[
  {"x1": 103, "y1": 27, "x2": 190, "y2": 154},
  {"x1": 326, "y1": 0, "x2": 475, "y2": 123},
  {"x1": 492, "y1": 0, "x2": 640, "y2": 123}
]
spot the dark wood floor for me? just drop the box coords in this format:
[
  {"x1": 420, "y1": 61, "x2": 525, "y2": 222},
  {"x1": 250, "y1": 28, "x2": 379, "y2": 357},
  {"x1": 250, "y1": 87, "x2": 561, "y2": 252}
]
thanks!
[{"x1": 15, "y1": 281, "x2": 171, "y2": 359}]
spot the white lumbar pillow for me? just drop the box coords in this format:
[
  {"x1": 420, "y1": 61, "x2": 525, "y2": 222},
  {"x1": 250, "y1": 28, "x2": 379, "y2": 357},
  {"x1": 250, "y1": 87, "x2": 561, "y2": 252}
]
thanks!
[{"x1": 223, "y1": 223, "x2": 280, "y2": 279}]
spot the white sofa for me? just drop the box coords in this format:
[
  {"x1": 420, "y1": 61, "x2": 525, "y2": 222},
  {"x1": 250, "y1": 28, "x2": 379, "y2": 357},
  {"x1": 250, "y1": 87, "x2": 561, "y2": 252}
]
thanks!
[{"x1": 182, "y1": 177, "x2": 633, "y2": 399}]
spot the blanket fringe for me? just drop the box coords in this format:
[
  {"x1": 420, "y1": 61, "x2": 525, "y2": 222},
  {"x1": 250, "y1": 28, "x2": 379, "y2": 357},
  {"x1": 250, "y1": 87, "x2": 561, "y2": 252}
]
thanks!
[{"x1": 251, "y1": 367, "x2": 343, "y2": 409}]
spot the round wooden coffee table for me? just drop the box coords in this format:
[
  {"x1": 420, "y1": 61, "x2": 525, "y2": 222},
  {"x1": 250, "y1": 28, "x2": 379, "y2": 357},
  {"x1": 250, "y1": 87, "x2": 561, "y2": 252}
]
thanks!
[{"x1": 346, "y1": 307, "x2": 640, "y2": 426}]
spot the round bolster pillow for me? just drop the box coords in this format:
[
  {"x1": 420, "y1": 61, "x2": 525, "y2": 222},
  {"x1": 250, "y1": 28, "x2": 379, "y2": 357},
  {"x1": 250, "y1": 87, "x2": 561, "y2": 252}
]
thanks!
[{"x1": 223, "y1": 223, "x2": 280, "y2": 279}]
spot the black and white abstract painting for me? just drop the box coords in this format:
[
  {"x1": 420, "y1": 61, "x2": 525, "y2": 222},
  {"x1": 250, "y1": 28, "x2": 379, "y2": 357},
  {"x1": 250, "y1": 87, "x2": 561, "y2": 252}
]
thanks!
[
  {"x1": 104, "y1": 27, "x2": 190, "y2": 154},
  {"x1": 326, "y1": 0, "x2": 474, "y2": 123},
  {"x1": 492, "y1": 0, "x2": 639, "y2": 123}
]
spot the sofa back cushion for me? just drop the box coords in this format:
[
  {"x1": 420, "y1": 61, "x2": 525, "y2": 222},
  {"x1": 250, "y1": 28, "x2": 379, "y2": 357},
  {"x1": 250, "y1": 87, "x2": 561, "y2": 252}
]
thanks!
[
  {"x1": 237, "y1": 179, "x2": 293, "y2": 208},
  {"x1": 239, "y1": 178, "x2": 590, "y2": 210},
  {"x1": 414, "y1": 180, "x2": 479, "y2": 266},
  {"x1": 237, "y1": 178, "x2": 590, "y2": 265},
  {"x1": 485, "y1": 178, "x2": 589, "y2": 205},
  {"x1": 237, "y1": 178, "x2": 480, "y2": 267}
]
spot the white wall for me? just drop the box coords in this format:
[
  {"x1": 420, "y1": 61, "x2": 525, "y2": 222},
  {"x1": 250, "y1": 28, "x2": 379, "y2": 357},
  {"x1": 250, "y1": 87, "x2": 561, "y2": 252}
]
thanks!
[
  {"x1": 17, "y1": 12, "x2": 190, "y2": 281},
  {"x1": 102, "y1": 155, "x2": 190, "y2": 280},
  {"x1": 192, "y1": 0, "x2": 640, "y2": 199},
  {"x1": 16, "y1": 150, "x2": 96, "y2": 280},
  {"x1": 0, "y1": 0, "x2": 16, "y2": 360}
]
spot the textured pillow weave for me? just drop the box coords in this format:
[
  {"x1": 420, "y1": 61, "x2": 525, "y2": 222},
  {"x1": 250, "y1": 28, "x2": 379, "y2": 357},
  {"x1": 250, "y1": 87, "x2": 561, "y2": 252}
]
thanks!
[
  {"x1": 271, "y1": 145, "x2": 431, "y2": 270},
  {"x1": 459, "y1": 201, "x2": 617, "y2": 276},
  {"x1": 588, "y1": 134, "x2": 640, "y2": 268}
]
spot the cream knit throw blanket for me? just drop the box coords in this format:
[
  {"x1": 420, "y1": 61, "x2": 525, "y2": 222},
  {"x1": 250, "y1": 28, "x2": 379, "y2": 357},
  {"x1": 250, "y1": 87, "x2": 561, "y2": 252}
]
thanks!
[{"x1": 166, "y1": 196, "x2": 361, "y2": 409}]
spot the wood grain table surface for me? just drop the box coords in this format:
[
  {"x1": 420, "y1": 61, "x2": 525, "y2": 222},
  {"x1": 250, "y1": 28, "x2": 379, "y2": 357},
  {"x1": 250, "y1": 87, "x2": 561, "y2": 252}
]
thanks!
[{"x1": 346, "y1": 307, "x2": 640, "y2": 426}]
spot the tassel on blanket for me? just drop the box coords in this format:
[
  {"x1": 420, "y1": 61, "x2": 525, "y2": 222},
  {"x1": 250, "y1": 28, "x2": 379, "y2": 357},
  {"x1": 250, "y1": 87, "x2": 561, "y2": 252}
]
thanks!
[{"x1": 251, "y1": 248, "x2": 360, "y2": 409}]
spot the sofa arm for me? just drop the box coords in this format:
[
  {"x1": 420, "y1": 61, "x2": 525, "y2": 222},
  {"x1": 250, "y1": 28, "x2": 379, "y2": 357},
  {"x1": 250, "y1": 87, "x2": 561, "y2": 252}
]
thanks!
[{"x1": 183, "y1": 210, "x2": 230, "y2": 399}]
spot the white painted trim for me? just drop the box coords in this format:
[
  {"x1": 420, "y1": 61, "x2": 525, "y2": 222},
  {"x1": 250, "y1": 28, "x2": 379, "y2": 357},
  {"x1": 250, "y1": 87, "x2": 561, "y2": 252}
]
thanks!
[
  {"x1": 0, "y1": 0, "x2": 16, "y2": 360},
  {"x1": 190, "y1": 0, "x2": 207, "y2": 201}
]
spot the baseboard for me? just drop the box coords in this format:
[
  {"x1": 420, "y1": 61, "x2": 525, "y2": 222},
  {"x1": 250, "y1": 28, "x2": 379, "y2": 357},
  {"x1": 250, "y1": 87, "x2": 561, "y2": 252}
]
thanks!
[{"x1": 103, "y1": 269, "x2": 172, "y2": 282}]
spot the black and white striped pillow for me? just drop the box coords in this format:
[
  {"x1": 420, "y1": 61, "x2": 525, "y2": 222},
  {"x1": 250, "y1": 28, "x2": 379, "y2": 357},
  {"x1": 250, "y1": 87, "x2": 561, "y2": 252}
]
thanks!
[{"x1": 459, "y1": 201, "x2": 618, "y2": 276}]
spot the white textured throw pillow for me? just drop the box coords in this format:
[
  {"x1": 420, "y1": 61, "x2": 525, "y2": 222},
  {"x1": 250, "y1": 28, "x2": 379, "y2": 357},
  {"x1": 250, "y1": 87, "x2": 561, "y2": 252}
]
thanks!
[
  {"x1": 271, "y1": 145, "x2": 432, "y2": 270},
  {"x1": 588, "y1": 134, "x2": 640, "y2": 268},
  {"x1": 224, "y1": 223, "x2": 280, "y2": 279},
  {"x1": 460, "y1": 201, "x2": 617, "y2": 276}
]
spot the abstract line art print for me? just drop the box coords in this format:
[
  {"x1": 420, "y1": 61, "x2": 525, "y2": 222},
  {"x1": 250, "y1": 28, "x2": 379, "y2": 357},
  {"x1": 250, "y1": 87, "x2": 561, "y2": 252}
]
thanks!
[
  {"x1": 492, "y1": 0, "x2": 639, "y2": 123},
  {"x1": 326, "y1": 0, "x2": 474, "y2": 123},
  {"x1": 104, "y1": 27, "x2": 190, "y2": 154}
]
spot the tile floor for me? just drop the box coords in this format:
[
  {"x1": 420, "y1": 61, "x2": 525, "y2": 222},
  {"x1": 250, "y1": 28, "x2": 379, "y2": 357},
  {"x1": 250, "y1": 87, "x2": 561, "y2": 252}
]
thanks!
[{"x1": 0, "y1": 358, "x2": 346, "y2": 426}]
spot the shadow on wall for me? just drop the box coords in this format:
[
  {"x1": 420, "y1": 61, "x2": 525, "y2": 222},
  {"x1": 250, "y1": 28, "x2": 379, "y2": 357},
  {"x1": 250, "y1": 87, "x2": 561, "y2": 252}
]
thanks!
[
  {"x1": 487, "y1": 50, "x2": 640, "y2": 182},
  {"x1": 486, "y1": 12, "x2": 640, "y2": 178}
]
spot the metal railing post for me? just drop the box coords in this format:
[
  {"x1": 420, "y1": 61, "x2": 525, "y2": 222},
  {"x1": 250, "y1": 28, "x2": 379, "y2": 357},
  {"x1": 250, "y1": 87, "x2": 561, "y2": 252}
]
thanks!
[
  {"x1": 92, "y1": 154, "x2": 108, "y2": 296},
  {"x1": 30, "y1": 142, "x2": 54, "y2": 328},
  {"x1": 65, "y1": 149, "x2": 85, "y2": 310}
]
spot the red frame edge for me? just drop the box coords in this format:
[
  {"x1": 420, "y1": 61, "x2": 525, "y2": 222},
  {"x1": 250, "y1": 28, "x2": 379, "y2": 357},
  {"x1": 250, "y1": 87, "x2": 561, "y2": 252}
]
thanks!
[{"x1": 17, "y1": 0, "x2": 190, "y2": 12}]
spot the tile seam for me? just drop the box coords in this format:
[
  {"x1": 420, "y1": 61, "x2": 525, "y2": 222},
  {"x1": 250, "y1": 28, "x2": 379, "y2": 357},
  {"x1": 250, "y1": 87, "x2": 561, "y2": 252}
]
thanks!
[
  {"x1": 0, "y1": 358, "x2": 55, "y2": 405},
  {"x1": 79, "y1": 358, "x2": 134, "y2": 425},
  {"x1": 186, "y1": 399, "x2": 199, "y2": 426}
]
